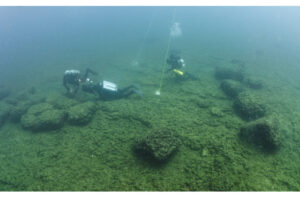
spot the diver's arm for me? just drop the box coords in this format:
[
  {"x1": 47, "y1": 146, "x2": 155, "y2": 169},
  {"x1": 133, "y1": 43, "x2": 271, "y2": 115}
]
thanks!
[
  {"x1": 87, "y1": 68, "x2": 98, "y2": 75},
  {"x1": 82, "y1": 68, "x2": 98, "y2": 81}
]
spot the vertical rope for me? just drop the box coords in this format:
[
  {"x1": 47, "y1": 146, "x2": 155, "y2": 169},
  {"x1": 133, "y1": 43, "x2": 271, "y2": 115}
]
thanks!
[
  {"x1": 134, "y1": 9, "x2": 157, "y2": 62},
  {"x1": 157, "y1": 8, "x2": 177, "y2": 94}
]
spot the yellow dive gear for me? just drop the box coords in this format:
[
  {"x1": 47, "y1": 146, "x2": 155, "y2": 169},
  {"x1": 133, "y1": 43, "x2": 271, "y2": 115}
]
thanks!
[{"x1": 173, "y1": 69, "x2": 184, "y2": 76}]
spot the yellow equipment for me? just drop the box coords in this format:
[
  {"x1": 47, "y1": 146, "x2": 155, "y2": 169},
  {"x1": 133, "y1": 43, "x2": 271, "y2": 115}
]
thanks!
[{"x1": 173, "y1": 69, "x2": 184, "y2": 76}]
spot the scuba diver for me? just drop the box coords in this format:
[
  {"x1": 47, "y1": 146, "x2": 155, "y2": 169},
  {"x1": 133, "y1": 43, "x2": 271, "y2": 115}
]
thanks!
[
  {"x1": 81, "y1": 79, "x2": 143, "y2": 101},
  {"x1": 167, "y1": 53, "x2": 186, "y2": 71},
  {"x1": 63, "y1": 68, "x2": 98, "y2": 97},
  {"x1": 166, "y1": 52, "x2": 199, "y2": 81}
]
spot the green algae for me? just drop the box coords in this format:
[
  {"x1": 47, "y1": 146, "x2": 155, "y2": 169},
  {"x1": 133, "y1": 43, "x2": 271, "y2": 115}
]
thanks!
[{"x1": 1, "y1": 41, "x2": 300, "y2": 192}]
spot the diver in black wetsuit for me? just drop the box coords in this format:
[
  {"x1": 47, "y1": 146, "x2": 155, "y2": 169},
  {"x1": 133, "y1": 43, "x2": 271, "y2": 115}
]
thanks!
[
  {"x1": 166, "y1": 53, "x2": 199, "y2": 81},
  {"x1": 167, "y1": 53, "x2": 186, "y2": 71},
  {"x1": 82, "y1": 79, "x2": 143, "y2": 101},
  {"x1": 63, "y1": 68, "x2": 97, "y2": 97}
]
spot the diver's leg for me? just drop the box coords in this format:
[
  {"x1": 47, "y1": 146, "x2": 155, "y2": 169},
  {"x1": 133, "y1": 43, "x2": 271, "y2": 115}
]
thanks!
[
  {"x1": 117, "y1": 86, "x2": 136, "y2": 99},
  {"x1": 118, "y1": 85, "x2": 143, "y2": 98},
  {"x1": 185, "y1": 72, "x2": 199, "y2": 80},
  {"x1": 120, "y1": 90, "x2": 135, "y2": 98},
  {"x1": 120, "y1": 85, "x2": 135, "y2": 93}
]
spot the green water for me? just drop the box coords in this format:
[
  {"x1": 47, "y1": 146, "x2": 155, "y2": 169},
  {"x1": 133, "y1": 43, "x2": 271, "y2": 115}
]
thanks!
[{"x1": 1, "y1": 7, "x2": 300, "y2": 191}]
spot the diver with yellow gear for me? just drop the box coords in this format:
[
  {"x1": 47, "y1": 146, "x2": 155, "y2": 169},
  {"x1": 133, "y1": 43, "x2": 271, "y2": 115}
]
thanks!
[{"x1": 166, "y1": 53, "x2": 198, "y2": 80}]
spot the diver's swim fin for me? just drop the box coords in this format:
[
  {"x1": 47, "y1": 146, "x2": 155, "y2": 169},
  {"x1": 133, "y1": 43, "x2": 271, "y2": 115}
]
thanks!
[
  {"x1": 134, "y1": 89, "x2": 143, "y2": 97},
  {"x1": 132, "y1": 84, "x2": 143, "y2": 97}
]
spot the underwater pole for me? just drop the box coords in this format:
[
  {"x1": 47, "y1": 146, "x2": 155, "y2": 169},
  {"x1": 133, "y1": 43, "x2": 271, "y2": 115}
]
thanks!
[{"x1": 155, "y1": 8, "x2": 177, "y2": 96}]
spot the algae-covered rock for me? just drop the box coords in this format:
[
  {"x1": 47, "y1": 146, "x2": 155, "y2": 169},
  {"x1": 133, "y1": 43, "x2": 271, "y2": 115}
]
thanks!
[
  {"x1": 13, "y1": 91, "x2": 45, "y2": 106},
  {"x1": 67, "y1": 101, "x2": 96, "y2": 125},
  {"x1": 134, "y1": 130, "x2": 181, "y2": 162},
  {"x1": 21, "y1": 103, "x2": 66, "y2": 131},
  {"x1": 234, "y1": 92, "x2": 266, "y2": 120},
  {"x1": 46, "y1": 92, "x2": 79, "y2": 110},
  {"x1": 215, "y1": 67, "x2": 244, "y2": 82},
  {"x1": 220, "y1": 79, "x2": 244, "y2": 98},
  {"x1": 239, "y1": 118, "x2": 280, "y2": 152},
  {"x1": 8, "y1": 97, "x2": 45, "y2": 123},
  {"x1": 9, "y1": 104, "x2": 28, "y2": 123},
  {"x1": 244, "y1": 77, "x2": 263, "y2": 89}
]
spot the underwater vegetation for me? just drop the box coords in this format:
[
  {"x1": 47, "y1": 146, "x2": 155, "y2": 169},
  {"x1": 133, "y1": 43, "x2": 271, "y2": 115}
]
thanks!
[
  {"x1": 1, "y1": 52, "x2": 300, "y2": 191},
  {"x1": 1, "y1": 7, "x2": 300, "y2": 191}
]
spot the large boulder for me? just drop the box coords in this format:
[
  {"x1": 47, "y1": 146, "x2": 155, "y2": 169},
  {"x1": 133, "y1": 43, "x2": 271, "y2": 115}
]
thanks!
[
  {"x1": 67, "y1": 101, "x2": 96, "y2": 125},
  {"x1": 220, "y1": 80, "x2": 244, "y2": 98},
  {"x1": 21, "y1": 103, "x2": 66, "y2": 131},
  {"x1": 134, "y1": 130, "x2": 181, "y2": 162},
  {"x1": 9, "y1": 104, "x2": 29, "y2": 123},
  {"x1": 239, "y1": 118, "x2": 280, "y2": 152},
  {"x1": 234, "y1": 92, "x2": 266, "y2": 120},
  {"x1": 215, "y1": 67, "x2": 244, "y2": 82}
]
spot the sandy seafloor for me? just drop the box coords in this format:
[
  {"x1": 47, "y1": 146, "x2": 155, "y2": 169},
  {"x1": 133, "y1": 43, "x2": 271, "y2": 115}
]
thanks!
[{"x1": 1, "y1": 7, "x2": 300, "y2": 191}]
